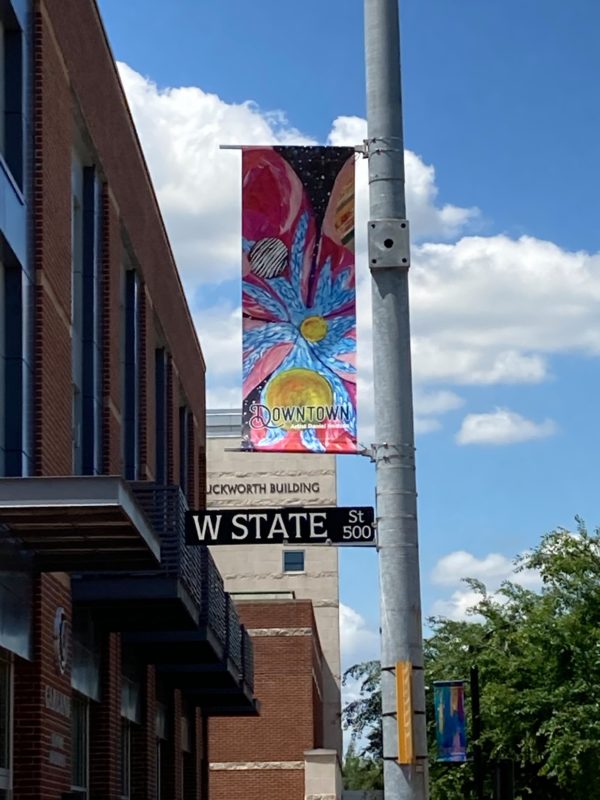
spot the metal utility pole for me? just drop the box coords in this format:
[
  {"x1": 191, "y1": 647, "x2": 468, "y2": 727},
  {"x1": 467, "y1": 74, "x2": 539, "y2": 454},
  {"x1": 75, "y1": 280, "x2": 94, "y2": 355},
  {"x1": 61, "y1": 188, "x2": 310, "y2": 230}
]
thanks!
[{"x1": 365, "y1": 1, "x2": 429, "y2": 798}]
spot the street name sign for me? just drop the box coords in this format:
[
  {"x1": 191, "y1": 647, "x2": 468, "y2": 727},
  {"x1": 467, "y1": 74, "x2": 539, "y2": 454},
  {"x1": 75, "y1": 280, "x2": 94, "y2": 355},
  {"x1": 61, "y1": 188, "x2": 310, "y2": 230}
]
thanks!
[{"x1": 185, "y1": 507, "x2": 376, "y2": 546}]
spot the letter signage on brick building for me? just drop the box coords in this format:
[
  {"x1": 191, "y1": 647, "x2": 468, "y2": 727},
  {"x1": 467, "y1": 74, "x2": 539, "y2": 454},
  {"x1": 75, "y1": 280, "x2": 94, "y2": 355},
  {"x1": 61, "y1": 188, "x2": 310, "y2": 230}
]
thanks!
[
  {"x1": 186, "y1": 507, "x2": 375, "y2": 546},
  {"x1": 241, "y1": 146, "x2": 357, "y2": 454}
]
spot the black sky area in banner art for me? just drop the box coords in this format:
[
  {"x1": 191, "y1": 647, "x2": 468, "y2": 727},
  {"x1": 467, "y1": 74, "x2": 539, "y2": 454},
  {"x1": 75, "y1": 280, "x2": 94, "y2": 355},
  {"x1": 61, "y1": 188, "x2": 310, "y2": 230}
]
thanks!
[{"x1": 273, "y1": 146, "x2": 354, "y2": 232}]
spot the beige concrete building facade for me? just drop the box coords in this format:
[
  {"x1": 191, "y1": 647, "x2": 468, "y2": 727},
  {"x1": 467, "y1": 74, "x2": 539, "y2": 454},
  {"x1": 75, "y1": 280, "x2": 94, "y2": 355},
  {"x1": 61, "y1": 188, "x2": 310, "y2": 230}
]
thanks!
[{"x1": 206, "y1": 409, "x2": 343, "y2": 757}]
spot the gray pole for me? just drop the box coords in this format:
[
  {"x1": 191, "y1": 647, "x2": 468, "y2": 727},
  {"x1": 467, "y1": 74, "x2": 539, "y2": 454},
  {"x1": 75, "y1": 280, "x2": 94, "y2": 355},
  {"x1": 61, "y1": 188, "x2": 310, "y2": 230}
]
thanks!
[{"x1": 364, "y1": 1, "x2": 429, "y2": 799}]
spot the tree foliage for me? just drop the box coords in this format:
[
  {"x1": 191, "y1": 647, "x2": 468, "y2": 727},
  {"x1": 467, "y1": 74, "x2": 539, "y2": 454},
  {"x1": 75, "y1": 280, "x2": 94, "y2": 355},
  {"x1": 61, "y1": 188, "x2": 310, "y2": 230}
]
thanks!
[
  {"x1": 342, "y1": 659, "x2": 382, "y2": 759},
  {"x1": 342, "y1": 741, "x2": 384, "y2": 790},
  {"x1": 343, "y1": 521, "x2": 600, "y2": 799}
]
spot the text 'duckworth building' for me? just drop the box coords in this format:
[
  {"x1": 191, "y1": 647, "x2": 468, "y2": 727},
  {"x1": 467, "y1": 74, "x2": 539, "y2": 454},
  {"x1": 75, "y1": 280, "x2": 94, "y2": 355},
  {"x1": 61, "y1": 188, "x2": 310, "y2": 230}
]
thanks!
[{"x1": 0, "y1": 2, "x2": 257, "y2": 799}]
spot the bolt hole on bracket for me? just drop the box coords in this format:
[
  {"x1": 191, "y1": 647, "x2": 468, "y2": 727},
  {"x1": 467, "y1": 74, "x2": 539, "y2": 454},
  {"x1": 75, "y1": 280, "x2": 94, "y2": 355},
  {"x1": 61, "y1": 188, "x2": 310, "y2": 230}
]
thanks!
[{"x1": 368, "y1": 219, "x2": 410, "y2": 270}]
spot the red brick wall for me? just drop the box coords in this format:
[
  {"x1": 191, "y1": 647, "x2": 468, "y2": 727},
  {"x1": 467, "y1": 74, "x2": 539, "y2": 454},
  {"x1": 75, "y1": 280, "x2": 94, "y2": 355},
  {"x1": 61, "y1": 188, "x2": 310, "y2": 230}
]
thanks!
[
  {"x1": 89, "y1": 632, "x2": 121, "y2": 798},
  {"x1": 101, "y1": 187, "x2": 123, "y2": 475},
  {"x1": 211, "y1": 770, "x2": 305, "y2": 800},
  {"x1": 210, "y1": 601, "x2": 323, "y2": 800},
  {"x1": 33, "y1": 6, "x2": 73, "y2": 476}
]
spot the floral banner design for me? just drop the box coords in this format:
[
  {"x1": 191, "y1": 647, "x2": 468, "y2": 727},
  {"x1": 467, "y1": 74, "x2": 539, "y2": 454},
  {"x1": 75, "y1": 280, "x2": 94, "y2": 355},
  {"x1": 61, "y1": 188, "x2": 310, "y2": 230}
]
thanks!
[
  {"x1": 241, "y1": 146, "x2": 356, "y2": 453},
  {"x1": 433, "y1": 681, "x2": 468, "y2": 763}
]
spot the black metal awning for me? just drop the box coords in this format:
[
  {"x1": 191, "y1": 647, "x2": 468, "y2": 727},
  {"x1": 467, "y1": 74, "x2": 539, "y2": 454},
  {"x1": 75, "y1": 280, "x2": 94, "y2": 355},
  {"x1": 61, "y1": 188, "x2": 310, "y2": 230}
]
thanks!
[{"x1": 0, "y1": 477, "x2": 160, "y2": 571}]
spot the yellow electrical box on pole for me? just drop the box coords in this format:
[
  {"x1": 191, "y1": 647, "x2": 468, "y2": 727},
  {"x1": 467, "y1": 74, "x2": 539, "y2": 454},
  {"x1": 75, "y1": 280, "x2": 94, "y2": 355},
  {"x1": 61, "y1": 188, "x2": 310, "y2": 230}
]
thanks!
[{"x1": 396, "y1": 661, "x2": 415, "y2": 764}]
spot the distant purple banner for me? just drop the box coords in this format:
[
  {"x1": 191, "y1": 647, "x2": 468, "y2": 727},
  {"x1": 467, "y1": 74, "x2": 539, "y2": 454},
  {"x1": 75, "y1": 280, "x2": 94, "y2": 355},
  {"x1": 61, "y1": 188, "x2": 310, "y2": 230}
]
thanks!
[{"x1": 433, "y1": 681, "x2": 468, "y2": 763}]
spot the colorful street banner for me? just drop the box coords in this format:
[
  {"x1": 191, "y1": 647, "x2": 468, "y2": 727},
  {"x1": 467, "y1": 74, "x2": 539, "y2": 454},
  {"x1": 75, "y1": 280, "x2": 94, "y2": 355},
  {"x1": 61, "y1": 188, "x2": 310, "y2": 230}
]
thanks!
[
  {"x1": 241, "y1": 146, "x2": 357, "y2": 453},
  {"x1": 433, "y1": 681, "x2": 468, "y2": 763}
]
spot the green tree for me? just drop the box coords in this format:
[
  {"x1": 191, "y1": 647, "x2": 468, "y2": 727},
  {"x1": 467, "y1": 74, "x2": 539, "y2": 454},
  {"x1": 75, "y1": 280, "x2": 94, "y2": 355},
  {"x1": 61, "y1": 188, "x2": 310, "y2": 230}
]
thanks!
[
  {"x1": 343, "y1": 521, "x2": 600, "y2": 799},
  {"x1": 342, "y1": 741, "x2": 384, "y2": 790},
  {"x1": 342, "y1": 660, "x2": 382, "y2": 759}
]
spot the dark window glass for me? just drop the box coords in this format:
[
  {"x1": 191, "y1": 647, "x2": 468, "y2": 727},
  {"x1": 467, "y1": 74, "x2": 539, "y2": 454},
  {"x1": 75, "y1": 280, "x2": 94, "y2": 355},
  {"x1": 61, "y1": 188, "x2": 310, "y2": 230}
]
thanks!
[
  {"x1": 72, "y1": 161, "x2": 103, "y2": 475},
  {"x1": 3, "y1": 256, "x2": 29, "y2": 477},
  {"x1": 124, "y1": 270, "x2": 140, "y2": 480},
  {"x1": 0, "y1": 654, "x2": 10, "y2": 775},
  {"x1": 120, "y1": 719, "x2": 131, "y2": 799},
  {"x1": 179, "y1": 406, "x2": 190, "y2": 496},
  {"x1": 81, "y1": 167, "x2": 102, "y2": 474},
  {"x1": 156, "y1": 739, "x2": 164, "y2": 800},
  {"x1": 0, "y1": 8, "x2": 23, "y2": 188},
  {"x1": 155, "y1": 349, "x2": 167, "y2": 484},
  {"x1": 71, "y1": 694, "x2": 88, "y2": 792},
  {"x1": 283, "y1": 551, "x2": 305, "y2": 572}
]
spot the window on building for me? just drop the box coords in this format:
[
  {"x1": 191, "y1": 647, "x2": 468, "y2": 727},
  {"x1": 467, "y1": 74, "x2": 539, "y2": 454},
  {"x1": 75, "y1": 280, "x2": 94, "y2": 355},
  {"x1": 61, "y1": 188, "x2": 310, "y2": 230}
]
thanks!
[
  {"x1": 0, "y1": 4, "x2": 24, "y2": 188},
  {"x1": 0, "y1": 653, "x2": 12, "y2": 797},
  {"x1": 155, "y1": 348, "x2": 167, "y2": 484},
  {"x1": 71, "y1": 694, "x2": 89, "y2": 797},
  {"x1": 181, "y1": 716, "x2": 193, "y2": 800},
  {"x1": 2, "y1": 250, "x2": 31, "y2": 477},
  {"x1": 72, "y1": 157, "x2": 84, "y2": 473},
  {"x1": 0, "y1": 259, "x2": 4, "y2": 476},
  {"x1": 123, "y1": 269, "x2": 140, "y2": 480},
  {"x1": 283, "y1": 550, "x2": 305, "y2": 573},
  {"x1": 120, "y1": 719, "x2": 131, "y2": 800},
  {"x1": 119, "y1": 663, "x2": 141, "y2": 799},
  {"x1": 179, "y1": 405, "x2": 190, "y2": 497},
  {"x1": 72, "y1": 155, "x2": 103, "y2": 475},
  {"x1": 155, "y1": 703, "x2": 167, "y2": 800}
]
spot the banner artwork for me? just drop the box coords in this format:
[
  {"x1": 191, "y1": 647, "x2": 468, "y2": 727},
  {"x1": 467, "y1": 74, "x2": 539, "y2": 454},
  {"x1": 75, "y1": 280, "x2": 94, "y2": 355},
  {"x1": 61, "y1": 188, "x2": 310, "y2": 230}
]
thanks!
[
  {"x1": 433, "y1": 681, "x2": 468, "y2": 763},
  {"x1": 241, "y1": 146, "x2": 356, "y2": 453}
]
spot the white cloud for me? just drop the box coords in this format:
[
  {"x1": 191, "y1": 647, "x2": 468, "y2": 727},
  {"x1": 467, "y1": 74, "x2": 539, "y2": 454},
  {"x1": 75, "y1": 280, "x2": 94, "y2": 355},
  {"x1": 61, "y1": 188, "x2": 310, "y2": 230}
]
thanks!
[
  {"x1": 432, "y1": 550, "x2": 516, "y2": 586},
  {"x1": 339, "y1": 603, "x2": 379, "y2": 667},
  {"x1": 430, "y1": 549, "x2": 542, "y2": 621},
  {"x1": 456, "y1": 408, "x2": 557, "y2": 445},
  {"x1": 118, "y1": 63, "x2": 600, "y2": 437},
  {"x1": 328, "y1": 116, "x2": 478, "y2": 242},
  {"x1": 430, "y1": 589, "x2": 484, "y2": 622},
  {"x1": 117, "y1": 62, "x2": 315, "y2": 290}
]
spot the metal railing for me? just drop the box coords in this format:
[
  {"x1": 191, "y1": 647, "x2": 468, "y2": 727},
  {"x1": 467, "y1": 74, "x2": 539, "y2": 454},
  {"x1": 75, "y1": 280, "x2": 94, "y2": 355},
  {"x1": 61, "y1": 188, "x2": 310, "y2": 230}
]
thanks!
[
  {"x1": 226, "y1": 596, "x2": 243, "y2": 673},
  {"x1": 130, "y1": 482, "x2": 203, "y2": 612},
  {"x1": 129, "y1": 482, "x2": 254, "y2": 690},
  {"x1": 242, "y1": 626, "x2": 254, "y2": 691}
]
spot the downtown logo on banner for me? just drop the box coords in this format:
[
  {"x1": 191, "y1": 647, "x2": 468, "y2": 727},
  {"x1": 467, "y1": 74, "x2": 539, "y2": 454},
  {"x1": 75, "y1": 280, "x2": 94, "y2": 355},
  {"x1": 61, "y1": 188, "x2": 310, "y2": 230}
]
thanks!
[{"x1": 241, "y1": 146, "x2": 357, "y2": 454}]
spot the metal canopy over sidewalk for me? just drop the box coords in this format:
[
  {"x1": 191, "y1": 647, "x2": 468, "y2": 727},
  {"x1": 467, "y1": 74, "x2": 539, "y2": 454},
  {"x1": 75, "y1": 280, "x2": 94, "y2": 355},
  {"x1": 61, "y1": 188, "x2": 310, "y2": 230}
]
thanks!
[{"x1": 0, "y1": 476, "x2": 161, "y2": 571}]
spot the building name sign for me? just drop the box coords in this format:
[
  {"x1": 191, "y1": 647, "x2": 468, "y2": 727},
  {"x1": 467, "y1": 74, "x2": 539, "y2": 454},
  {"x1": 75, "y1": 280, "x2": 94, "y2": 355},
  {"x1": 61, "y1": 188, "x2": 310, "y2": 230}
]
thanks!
[
  {"x1": 207, "y1": 481, "x2": 321, "y2": 497},
  {"x1": 186, "y1": 507, "x2": 376, "y2": 546},
  {"x1": 44, "y1": 685, "x2": 71, "y2": 719}
]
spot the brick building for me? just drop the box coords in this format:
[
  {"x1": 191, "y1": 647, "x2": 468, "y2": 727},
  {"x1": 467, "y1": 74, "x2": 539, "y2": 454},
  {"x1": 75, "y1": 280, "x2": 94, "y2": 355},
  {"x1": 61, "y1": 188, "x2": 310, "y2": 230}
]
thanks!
[
  {"x1": 0, "y1": 2, "x2": 256, "y2": 799},
  {"x1": 206, "y1": 410, "x2": 343, "y2": 800}
]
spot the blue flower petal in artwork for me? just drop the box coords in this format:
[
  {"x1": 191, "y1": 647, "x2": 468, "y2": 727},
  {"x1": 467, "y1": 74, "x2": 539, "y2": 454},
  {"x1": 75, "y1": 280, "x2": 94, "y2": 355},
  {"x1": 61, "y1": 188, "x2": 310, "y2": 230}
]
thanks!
[
  {"x1": 243, "y1": 324, "x2": 298, "y2": 382},
  {"x1": 269, "y1": 277, "x2": 306, "y2": 319},
  {"x1": 257, "y1": 425, "x2": 288, "y2": 449},
  {"x1": 243, "y1": 238, "x2": 255, "y2": 254},
  {"x1": 243, "y1": 321, "x2": 296, "y2": 352},
  {"x1": 312, "y1": 258, "x2": 332, "y2": 311},
  {"x1": 315, "y1": 334, "x2": 356, "y2": 360},
  {"x1": 320, "y1": 356, "x2": 357, "y2": 376},
  {"x1": 301, "y1": 428, "x2": 325, "y2": 452},
  {"x1": 290, "y1": 212, "x2": 309, "y2": 291},
  {"x1": 243, "y1": 282, "x2": 289, "y2": 322},
  {"x1": 325, "y1": 315, "x2": 355, "y2": 342},
  {"x1": 333, "y1": 267, "x2": 352, "y2": 293}
]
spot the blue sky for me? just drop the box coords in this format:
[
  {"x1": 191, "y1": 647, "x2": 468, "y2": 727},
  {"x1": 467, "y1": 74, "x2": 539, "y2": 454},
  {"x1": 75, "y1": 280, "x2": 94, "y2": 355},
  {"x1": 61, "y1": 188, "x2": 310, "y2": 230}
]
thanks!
[{"x1": 99, "y1": 0, "x2": 600, "y2": 665}]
